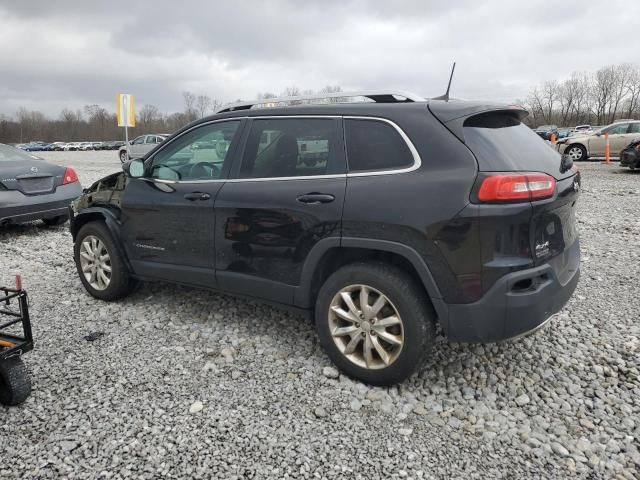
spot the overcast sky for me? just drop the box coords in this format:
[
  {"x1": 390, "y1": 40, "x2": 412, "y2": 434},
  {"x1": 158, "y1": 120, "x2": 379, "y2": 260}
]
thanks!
[{"x1": 1, "y1": 0, "x2": 638, "y2": 118}]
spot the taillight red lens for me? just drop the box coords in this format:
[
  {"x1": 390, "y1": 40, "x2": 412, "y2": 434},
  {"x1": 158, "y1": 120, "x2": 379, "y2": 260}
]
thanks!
[
  {"x1": 477, "y1": 173, "x2": 556, "y2": 203},
  {"x1": 62, "y1": 166, "x2": 79, "y2": 185}
]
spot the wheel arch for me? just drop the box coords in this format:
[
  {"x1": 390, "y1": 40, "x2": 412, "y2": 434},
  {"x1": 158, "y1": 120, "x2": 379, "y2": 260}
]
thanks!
[
  {"x1": 295, "y1": 237, "x2": 448, "y2": 322},
  {"x1": 71, "y1": 207, "x2": 133, "y2": 272}
]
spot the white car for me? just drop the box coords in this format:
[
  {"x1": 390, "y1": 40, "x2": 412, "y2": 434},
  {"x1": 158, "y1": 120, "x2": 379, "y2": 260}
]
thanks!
[{"x1": 118, "y1": 134, "x2": 169, "y2": 162}]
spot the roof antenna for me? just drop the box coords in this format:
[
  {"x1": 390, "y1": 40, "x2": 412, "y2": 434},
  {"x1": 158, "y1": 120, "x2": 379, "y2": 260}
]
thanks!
[{"x1": 433, "y1": 62, "x2": 456, "y2": 101}]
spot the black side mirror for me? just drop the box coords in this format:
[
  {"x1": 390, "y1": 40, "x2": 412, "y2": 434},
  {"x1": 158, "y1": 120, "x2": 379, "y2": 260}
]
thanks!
[{"x1": 123, "y1": 158, "x2": 145, "y2": 178}]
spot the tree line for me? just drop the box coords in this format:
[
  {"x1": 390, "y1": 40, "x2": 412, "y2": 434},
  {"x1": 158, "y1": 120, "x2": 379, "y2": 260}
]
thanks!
[
  {"x1": 0, "y1": 86, "x2": 343, "y2": 144},
  {"x1": 521, "y1": 63, "x2": 640, "y2": 128},
  {"x1": 6, "y1": 64, "x2": 639, "y2": 144}
]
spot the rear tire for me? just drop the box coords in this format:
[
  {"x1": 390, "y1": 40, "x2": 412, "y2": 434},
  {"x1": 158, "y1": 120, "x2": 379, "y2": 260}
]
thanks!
[
  {"x1": 315, "y1": 262, "x2": 436, "y2": 386},
  {"x1": 566, "y1": 144, "x2": 587, "y2": 162},
  {"x1": 42, "y1": 215, "x2": 68, "y2": 226},
  {"x1": 74, "y1": 221, "x2": 136, "y2": 301},
  {"x1": 0, "y1": 357, "x2": 31, "y2": 406}
]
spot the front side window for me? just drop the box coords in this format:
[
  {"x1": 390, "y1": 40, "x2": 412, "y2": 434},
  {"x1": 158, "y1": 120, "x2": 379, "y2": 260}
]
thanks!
[
  {"x1": 149, "y1": 121, "x2": 240, "y2": 181},
  {"x1": 239, "y1": 118, "x2": 342, "y2": 179},
  {"x1": 344, "y1": 119, "x2": 414, "y2": 172},
  {"x1": 145, "y1": 135, "x2": 157, "y2": 144},
  {"x1": 604, "y1": 123, "x2": 629, "y2": 135},
  {"x1": 628, "y1": 123, "x2": 640, "y2": 134},
  {"x1": 132, "y1": 136, "x2": 145, "y2": 145}
]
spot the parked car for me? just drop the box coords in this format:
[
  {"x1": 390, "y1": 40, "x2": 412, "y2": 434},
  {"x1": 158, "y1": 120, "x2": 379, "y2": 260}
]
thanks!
[
  {"x1": 619, "y1": 139, "x2": 640, "y2": 170},
  {"x1": 557, "y1": 128, "x2": 573, "y2": 140},
  {"x1": 78, "y1": 142, "x2": 93, "y2": 151},
  {"x1": 64, "y1": 143, "x2": 80, "y2": 151},
  {"x1": 0, "y1": 143, "x2": 82, "y2": 226},
  {"x1": 573, "y1": 125, "x2": 592, "y2": 133},
  {"x1": 556, "y1": 120, "x2": 640, "y2": 161},
  {"x1": 118, "y1": 134, "x2": 169, "y2": 162},
  {"x1": 69, "y1": 91, "x2": 580, "y2": 385},
  {"x1": 49, "y1": 142, "x2": 67, "y2": 151},
  {"x1": 534, "y1": 125, "x2": 558, "y2": 140},
  {"x1": 22, "y1": 142, "x2": 48, "y2": 152}
]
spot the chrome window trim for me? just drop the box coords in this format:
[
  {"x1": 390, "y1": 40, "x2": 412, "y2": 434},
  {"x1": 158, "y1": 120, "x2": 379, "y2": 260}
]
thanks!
[
  {"x1": 144, "y1": 115, "x2": 422, "y2": 184},
  {"x1": 343, "y1": 116, "x2": 422, "y2": 177}
]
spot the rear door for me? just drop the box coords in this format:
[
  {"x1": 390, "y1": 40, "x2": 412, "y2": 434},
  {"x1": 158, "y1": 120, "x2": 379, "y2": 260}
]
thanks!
[
  {"x1": 589, "y1": 123, "x2": 629, "y2": 156},
  {"x1": 214, "y1": 116, "x2": 346, "y2": 305}
]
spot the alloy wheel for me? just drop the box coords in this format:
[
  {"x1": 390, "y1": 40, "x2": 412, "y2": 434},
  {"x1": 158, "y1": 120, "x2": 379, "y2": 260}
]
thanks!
[
  {"x1": 567, "y1": 146, "x2": 583, "y2": 161},
  {"x1": 328, "y1": 284, "x2": 404, "y2": 369},
  {"x1": 79, "y1": 235, "x2": 112, "y2": 290}
]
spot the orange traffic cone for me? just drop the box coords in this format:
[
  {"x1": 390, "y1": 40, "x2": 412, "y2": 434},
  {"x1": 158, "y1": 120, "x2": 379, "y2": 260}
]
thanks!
[{"x1": 602, "y1": 132, "x2": 612, "y2": 165}]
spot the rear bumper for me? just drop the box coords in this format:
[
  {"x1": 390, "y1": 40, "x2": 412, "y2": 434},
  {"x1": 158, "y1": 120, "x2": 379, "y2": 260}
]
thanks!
[
  {"x1": 445, "y1": 241, "x2": 580, "y2": 343},
  {"x1": 0, "y1": 183, "x2": 82, "y2": 224}
]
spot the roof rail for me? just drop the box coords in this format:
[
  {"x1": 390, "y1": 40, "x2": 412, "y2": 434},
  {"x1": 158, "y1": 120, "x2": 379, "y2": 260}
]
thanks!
[{"x1": 216, "y1": 90, "x2": 425, "y2": 113}]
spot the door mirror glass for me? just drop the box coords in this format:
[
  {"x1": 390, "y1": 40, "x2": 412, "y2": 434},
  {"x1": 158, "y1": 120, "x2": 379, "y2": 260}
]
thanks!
[{"x1": 125, "y1": 158, "x2": 146, "y2": 178}]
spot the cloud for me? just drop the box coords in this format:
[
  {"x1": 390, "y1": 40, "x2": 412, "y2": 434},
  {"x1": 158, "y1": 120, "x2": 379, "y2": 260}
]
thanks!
[{"x1": 0, "y1": 0, "x2": 638, "y2": 117}]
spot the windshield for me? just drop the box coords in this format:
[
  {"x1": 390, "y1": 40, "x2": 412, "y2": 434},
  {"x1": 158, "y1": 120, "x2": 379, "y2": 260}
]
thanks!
[{"x1": 0, "y1": 143, "x2": 42, "y2": 162}]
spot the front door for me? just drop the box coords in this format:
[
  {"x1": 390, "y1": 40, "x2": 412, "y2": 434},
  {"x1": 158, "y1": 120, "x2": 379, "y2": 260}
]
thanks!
[
  {"x1": 121, "y1": 119, "x2": 244, "y2": 287},
  {"x1": 215, "y1": 117, "x2": 346, "y2": 304},
  {"x1": 129, "y1": 135, "x2": 147, "y2": 159}
]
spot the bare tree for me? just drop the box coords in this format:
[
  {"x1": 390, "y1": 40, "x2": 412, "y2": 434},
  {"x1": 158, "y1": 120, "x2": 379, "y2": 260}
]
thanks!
[
  {"x1": 623, "y1": 64, "x2": 640, "y2": 119},
  {"x1": 138, "y1": 104, "x2": 161, "y2": 128},
  {"x1": 182, "y1": 91, "x2": 197, "y2": 122},
  {"x1": 195, "y1": 95, "x2": 212, "y2": 118}
]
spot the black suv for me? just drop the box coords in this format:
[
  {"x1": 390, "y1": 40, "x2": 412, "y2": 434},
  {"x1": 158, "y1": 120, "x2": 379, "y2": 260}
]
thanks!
[{"x1": 69, "y1": 91, "x2": 581, "y2": 385}]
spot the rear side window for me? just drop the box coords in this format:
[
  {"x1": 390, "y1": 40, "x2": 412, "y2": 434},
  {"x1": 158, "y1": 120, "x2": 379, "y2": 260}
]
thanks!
[
  {"x1": 629, "y1": 123, "x2": 640, "y2": 133},
  {"x1": 345, "y1": 119, "x2": 414, "y2": 172},
  {"x1": 239, "y1": 118, "x2": 342, "y2": 178},
  {"x1": 463, "y1": 112, "x2": 563, "y2": 174}
]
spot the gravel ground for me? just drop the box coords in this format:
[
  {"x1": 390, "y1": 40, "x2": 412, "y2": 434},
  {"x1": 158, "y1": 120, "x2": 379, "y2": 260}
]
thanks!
[{"x1": 1, "y1": 151, "x2": 639, "y2": 479}]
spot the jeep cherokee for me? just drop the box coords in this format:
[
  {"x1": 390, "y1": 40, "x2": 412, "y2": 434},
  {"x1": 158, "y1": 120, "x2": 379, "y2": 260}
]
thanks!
[{"x1": 69, "y1": 91, "x2": 580, "y2": 385}]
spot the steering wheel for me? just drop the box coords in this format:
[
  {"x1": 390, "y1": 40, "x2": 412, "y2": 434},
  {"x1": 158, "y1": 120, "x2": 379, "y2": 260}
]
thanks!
[{"x1": 188, "y1": 162, "x2": 220, "y2": 179}]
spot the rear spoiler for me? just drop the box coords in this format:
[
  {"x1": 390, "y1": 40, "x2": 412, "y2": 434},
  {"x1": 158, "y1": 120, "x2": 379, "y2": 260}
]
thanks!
[{"x1": 428, "y1": 100, "x2": 528, "y2": 142}]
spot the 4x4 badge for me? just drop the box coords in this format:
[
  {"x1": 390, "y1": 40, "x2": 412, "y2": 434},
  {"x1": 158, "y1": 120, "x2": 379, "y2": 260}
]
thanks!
[{"x1": 30, "y1": 166, "x2": 38, "y2": 173}]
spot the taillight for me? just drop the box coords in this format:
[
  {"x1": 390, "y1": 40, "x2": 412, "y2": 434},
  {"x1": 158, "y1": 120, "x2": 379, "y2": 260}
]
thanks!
[
  {"x1": 62, "y1": 166, "x2": 79, "y2": 184},
  {"x1": 476, "y1": 173, "x2": 556, "y2": 203}
]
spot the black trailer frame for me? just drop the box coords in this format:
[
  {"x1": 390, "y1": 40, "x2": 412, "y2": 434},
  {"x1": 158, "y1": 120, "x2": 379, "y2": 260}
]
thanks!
[{"x1": 0, "y1": 286, "x2": 33, "y2": 360}]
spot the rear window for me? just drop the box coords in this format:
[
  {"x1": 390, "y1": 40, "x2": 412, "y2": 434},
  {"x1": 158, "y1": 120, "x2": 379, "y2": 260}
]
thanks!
[
  {"x1": 463, "y1": 112, "x2": 563, "y2": 174},
  {"x1": 0, "y1": 144, "x2": 41, "y2": 162},
  {"x1": 345, "y1": 119, "x2": 414, "y2": 172}
]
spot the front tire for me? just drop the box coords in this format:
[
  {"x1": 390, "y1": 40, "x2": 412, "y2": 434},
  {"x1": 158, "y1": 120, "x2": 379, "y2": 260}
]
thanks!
[
  {"x1": 119, "y1": 150, "x2": 128, "y2": 163},
  {"x1": 315, "y1": 262, "x2": 436, "y2": 386},
  {"x1": 74, "y1": 222, "x2": 136, "y2": 301}
]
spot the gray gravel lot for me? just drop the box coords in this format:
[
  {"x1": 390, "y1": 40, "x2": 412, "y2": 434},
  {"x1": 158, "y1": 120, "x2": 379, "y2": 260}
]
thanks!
[{"x1": 1, "y1": 151, "x2": 639, "y2": 479}]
